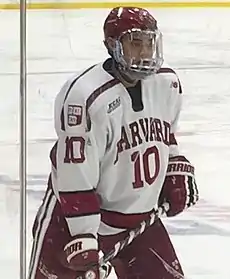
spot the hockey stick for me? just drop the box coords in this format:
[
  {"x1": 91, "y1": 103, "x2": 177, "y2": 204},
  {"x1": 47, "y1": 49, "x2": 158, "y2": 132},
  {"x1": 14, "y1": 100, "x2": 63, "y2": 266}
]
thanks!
[{"x1": 99, "y1": 202, "x2": 170, "y2": 266}]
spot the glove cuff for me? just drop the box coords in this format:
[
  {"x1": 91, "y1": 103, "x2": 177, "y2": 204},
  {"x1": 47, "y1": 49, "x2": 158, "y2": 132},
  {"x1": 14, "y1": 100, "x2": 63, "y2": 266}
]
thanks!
[
  {"x1": 166, "y1": 156, "x2": 195, "y2": 177},
  {"x1": 64, "y1": 237, "x2": 98, "y2": 263}
]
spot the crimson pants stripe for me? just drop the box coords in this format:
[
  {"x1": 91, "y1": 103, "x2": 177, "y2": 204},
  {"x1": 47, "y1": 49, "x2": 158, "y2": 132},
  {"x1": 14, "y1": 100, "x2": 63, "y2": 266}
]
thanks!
[
  {"x1": 28, "y1": 189, "x2": 56, "y2": 279},
  {"x1": 29, "y1": 188, "x2": 51, "y2": 270}
]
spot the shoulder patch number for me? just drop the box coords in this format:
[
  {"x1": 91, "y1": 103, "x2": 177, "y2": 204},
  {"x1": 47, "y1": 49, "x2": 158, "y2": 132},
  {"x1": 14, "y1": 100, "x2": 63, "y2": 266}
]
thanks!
[{"x1": 64, "y1": 136, "x2": 85, "y2": 163}]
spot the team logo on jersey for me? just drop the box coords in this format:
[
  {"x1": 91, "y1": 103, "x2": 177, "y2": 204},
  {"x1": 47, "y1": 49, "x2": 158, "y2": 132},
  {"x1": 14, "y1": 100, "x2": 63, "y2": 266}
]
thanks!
[
  {"x1": 67, "y1": 105, "x2": 83, "y2": 126},
  {"x1": 170, "y1": 81, "x2": 178, "y2": 89},
  {"x1": 107, "y1": 97, "x2": 121, "y2": 113}
]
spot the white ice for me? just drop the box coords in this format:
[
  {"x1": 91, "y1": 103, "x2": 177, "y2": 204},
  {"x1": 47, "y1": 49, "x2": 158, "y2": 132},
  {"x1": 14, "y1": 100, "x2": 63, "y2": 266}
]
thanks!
[{"x1": 0, "y1": 7, "x2": 230, "y2": 279}]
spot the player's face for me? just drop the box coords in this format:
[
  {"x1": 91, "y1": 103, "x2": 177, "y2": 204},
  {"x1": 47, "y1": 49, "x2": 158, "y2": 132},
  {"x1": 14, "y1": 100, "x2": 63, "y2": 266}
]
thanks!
[
  {"x1": 121, "y1": 31, "x2": 154, "y2": 66},
  {"x1": 106, "y1": 28, "x2": 163, "y2": 79}
]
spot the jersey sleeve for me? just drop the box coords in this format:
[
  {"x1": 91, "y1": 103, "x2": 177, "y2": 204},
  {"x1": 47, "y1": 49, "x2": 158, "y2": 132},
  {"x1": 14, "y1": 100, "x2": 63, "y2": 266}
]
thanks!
[
  {"x1": 52, "y1": 80, "x2": 106, "y2": 238},
  {"x1": 169, "y1": 77, "x2": 183, "y2": 157}
]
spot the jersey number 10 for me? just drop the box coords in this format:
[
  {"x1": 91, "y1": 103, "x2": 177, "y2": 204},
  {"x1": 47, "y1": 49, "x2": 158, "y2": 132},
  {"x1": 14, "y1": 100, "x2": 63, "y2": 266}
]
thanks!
[{"x1": 131, "y1": 146, "x2": 160, "y2": 188}]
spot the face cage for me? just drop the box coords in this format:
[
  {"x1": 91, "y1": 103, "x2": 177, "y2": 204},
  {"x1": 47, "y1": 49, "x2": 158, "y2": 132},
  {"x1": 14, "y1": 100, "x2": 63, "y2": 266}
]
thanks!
[{"x1": 113, "y1": 28, "x2": 164, "y2": 79}]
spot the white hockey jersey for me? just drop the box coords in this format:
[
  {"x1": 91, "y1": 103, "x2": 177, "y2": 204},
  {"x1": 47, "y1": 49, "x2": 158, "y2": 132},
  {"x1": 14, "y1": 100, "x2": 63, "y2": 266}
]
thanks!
[{"x1": 50, "y1": 59, "x2": 182, "y2": 238}]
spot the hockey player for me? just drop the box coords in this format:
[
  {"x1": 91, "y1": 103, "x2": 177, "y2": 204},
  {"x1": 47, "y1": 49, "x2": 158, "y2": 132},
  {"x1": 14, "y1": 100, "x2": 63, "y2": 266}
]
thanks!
[{"x1": 28, "y1": 6, "x2": 199, "y2": 279}]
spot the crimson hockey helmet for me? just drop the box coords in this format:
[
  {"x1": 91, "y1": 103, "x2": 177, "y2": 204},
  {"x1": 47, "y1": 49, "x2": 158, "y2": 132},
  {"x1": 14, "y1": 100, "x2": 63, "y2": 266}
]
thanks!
[{"x1": 103, "y1": 7, "x2": 164, "y2": 79}]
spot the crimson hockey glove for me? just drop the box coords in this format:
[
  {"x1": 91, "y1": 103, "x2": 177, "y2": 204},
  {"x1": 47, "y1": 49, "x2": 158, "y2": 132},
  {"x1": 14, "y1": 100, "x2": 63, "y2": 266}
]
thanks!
[
  {"x1": 60, "y1": 235, "x2": 118, "y2": 279},
  {"x1": 159, "y1": 156, "x2": 199, "y2": 217}
]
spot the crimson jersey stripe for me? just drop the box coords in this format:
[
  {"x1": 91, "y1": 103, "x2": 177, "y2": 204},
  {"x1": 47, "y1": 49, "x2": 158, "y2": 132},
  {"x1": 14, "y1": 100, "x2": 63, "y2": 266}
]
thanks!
[
  {"x1": 101, "y1": 208, "x2": 156, "y2": 229},
  {"x1": 60, "y1": 64, "x2": 96, "y2": 131},
  {"x1": 169, "y1": 133, "x2": 177, "y2": 145},
  {"x1": 157, "y1": 67, "x2": 182, "y2": 94},
  {"x1": 59, "y1": 190, "x2": 100, "y2": 217},
  {"x1": 86, "y1": 78, "x2": 120, "y2": 110},
  {"x1": 50, "y1": 141, "x2": 57, "y2": 169}
]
